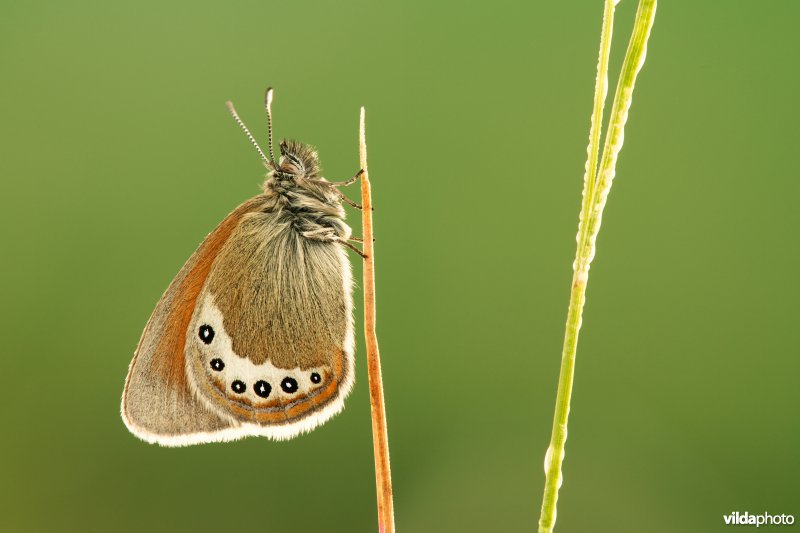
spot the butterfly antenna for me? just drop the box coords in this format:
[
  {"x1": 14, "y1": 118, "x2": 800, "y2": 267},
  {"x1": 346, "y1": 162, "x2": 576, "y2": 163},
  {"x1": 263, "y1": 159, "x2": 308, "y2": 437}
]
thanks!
[
  {"x1": 264, "y1": 87, "x2": 277, "y2": 165},
  {"x1": 226, "y1": 100, "x2": 271, "y2": 165}
]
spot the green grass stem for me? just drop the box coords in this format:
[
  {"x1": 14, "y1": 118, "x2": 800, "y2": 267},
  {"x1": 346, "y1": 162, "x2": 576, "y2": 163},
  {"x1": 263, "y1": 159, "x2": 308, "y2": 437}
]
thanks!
[{"x1": 537, "y1": 1, "x2": 657, "y2": 531}]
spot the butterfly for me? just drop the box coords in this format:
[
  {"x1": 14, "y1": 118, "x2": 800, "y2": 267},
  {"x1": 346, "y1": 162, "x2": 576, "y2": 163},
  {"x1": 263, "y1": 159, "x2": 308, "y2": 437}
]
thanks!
[{"x1": 121, "y1": 89, "x2": 364, "y2": 446}]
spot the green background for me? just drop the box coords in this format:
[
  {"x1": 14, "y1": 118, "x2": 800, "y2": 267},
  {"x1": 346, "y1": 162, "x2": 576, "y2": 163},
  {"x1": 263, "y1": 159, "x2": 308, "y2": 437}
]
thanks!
[{"x1": 1, "y1": 1, "x2": 798, "y2": 531}]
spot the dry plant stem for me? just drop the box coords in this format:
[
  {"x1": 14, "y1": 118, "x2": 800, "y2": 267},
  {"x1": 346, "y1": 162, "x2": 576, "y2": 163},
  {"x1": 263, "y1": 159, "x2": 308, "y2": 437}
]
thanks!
[
  {"x1": 359, "y1": 107, "x2": 395, "y2": 533},
  {"x1": 537, "y1": 1, "x2": 657, "y2": 532}
]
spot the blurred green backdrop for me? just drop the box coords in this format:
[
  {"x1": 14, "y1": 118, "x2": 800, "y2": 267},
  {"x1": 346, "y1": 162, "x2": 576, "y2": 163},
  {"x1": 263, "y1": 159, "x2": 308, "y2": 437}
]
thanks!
[{"x1": 1, "y1": 1, "x2": 798, "y2": 531}]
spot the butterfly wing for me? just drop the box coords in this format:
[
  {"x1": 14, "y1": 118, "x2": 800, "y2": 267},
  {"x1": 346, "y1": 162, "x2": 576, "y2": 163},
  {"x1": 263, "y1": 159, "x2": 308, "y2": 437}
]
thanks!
[{"x1": 122, "y1": 195, "x2": 355, "y2": 446}]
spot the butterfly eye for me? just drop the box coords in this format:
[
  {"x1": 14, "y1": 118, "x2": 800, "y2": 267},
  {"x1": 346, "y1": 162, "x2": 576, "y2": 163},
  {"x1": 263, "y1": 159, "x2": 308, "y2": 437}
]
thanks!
[
  {"x1": 231, "y1": 380, "x2": 246, "y2": 394},
  {"x1": 210, "y1": 358, "x2": 225, "y2": 371},
  {"x1": 280, "y1": 377, "x2": 298, "y2": 394},
  {"x1": 198, "y1": 325, "x2": 215, "y2": 344},
  {"x1": 254, "y1": 380, "x2": 272, "y2": 398},
  {"x1": 310, "y1": 372, "x2": 322, "y2": 384}
]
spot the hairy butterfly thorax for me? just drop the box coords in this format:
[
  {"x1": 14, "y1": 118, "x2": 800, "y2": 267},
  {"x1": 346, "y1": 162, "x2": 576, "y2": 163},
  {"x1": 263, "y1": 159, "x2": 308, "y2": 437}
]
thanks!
[
  {"x1": 121, "y1": 89, "x2": 365, "y2": 446},
  {"x1": 262, "y1": 139, "x2": 352, "y2": 244}
]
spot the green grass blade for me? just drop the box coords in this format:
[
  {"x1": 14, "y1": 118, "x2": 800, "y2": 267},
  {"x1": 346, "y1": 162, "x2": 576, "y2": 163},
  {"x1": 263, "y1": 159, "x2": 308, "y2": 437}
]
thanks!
[{"x1": 537, "y1": 2, "x2": 657, "y2": 532}]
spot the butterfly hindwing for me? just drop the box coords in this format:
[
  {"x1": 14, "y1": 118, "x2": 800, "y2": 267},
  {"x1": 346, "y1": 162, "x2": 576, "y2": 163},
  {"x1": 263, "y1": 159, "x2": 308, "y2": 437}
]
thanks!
[
  {"x1": 185, "y1": 205, "x2": 354, "y2": 440},
  {"x1": 122, "y1": 195, "x2": 355, "y2": 446}
]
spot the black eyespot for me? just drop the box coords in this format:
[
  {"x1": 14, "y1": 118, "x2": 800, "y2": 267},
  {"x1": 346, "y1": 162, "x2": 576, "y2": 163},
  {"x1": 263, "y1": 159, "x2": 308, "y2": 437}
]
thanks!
[
  {"x1": 310, "y1": 372, "x2": 322, "y2": 384},
  {"x1": 231, "y1": 380, "x2": 246, "y2": 394},
  {"x1": 280, "y1": 377, "x2": 298, "y2": 394},
  {"x1": 199, "y1": 325, "x2": 215, "y2": 344},
  {"x1": 210, "y1": 358, "x2": 225, "y2": 371},
  {"x1": 254, "y1": 380, "x2": 272, "y2": 398}
]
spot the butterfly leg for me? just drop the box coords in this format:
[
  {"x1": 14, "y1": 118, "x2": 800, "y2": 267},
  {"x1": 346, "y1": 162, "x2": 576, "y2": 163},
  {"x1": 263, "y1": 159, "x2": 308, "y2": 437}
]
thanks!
[
  {"x1": 340, "y1": 239, "x2": 368, "y2": 259},
  {"x1": 338, "y1": 190, "x2": 364, "y2": 210},
  {"x1": 327, "y1": 170, "x2": 373, "y2": 211},
  {"x1": 302, "y1": 228, "x2": 368, "y2": 259},
  {"x1": 328, "y1": 169, "x2": 364, "y2": 187}
]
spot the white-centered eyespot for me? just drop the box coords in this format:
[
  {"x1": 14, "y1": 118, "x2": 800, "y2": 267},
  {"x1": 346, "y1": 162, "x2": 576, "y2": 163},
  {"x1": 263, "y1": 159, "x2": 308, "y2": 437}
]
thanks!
[
  {"x1": 280, "y1": 377, "x2": 298, "y2": 394},
  {"x1": 254, "y1": 380, "x2": 272, "y2": 398},
  {"x1": 198, "y1": 324, "x2": 215, "y2": 344}
]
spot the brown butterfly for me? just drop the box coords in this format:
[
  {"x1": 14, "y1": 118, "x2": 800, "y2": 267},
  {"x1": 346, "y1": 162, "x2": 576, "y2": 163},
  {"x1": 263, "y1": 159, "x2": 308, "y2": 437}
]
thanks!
[{"x1": 121, "y1": 89, "x2": 364, "y2": 446}]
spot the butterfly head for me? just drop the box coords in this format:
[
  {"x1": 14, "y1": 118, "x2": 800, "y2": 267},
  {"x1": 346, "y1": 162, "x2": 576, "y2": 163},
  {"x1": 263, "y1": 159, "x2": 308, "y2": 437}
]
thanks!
[{"x1": 273, "y1": 139, "x2": 321, "y2": 180}]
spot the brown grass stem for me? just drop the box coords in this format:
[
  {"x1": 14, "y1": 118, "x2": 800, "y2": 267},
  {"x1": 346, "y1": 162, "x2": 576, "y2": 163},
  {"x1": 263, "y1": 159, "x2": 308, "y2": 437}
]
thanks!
[{"x1": 359, "y1": 107, "x2": 395, "y2": 533}]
